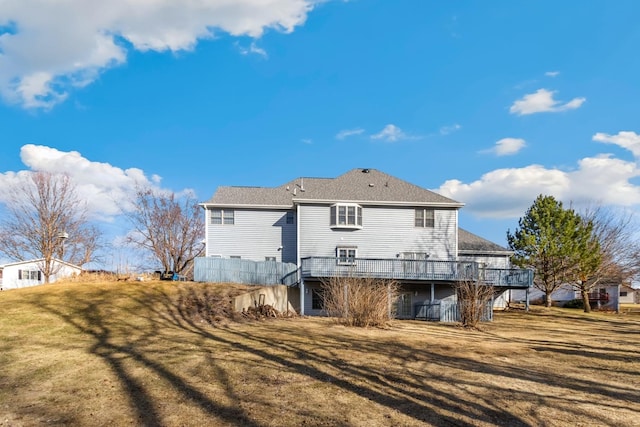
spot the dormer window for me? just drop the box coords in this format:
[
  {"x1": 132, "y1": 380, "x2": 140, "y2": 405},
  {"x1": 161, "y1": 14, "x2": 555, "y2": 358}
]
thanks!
[{"x1": 330, "y1": 203, "x2": 362, "y2": 229}]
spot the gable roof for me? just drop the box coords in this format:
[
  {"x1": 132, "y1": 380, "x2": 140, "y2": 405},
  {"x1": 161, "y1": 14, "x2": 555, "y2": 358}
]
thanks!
[
  {"x1": 0, "y1": 258, "x2": 83, "y2": 270},
  {"x1": 458, "y1": 228, "x2": 512, "y2": 255},
  {"x1": 202, "y1": 168, "x2": 463, "y2": 208}
]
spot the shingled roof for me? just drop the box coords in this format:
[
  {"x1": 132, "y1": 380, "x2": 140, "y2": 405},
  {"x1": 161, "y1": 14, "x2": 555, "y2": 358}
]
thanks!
[
  {"x1": 458, "y1": 228, "x2": 512, "y2": 254},
  {"x1": 203, "y1": 168, "x2": 463, "y2": 207}
]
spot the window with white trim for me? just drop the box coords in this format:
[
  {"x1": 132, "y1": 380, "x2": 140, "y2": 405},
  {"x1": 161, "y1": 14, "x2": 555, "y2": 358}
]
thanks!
[
  {"x1": 211, "y1": 209, "x2": 234, "y2": 225},
  {"x1": 330, "y1": 203, "x2": 362, "y2": 228},
  {"x1": 18, "y1": 269, "x2": 41, "y2": 280},
  {"x1": 415, "y1": 208, "x2": 434, "y2": 228},
  {"x1": 337, "y1": 247, "x2": 357, "y2": 265}
]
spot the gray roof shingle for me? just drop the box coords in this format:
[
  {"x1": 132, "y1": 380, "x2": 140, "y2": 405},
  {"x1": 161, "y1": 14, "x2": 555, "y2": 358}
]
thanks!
[
  {"x1": 203, "y1": 168, "x2": 462, "y2": 207},
  {"x1": 458, "y1": 228, "x2": 511, "y2": 254}
]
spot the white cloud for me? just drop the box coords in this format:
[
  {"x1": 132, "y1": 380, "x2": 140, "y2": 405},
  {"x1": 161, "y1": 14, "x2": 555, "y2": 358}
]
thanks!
[
  {"x1": 371, "y1": 124, "x2": 413, "y2": 142},
  {"x1": 336, "y1": 128, "x2": 365, "y2": 140},
  {"x1": 0, "y1": 0, "x2": 317, "y2": 109},
  {"x1": 593, "y1": 131, "x2": 640, "y2": 157},
  {"x1": 237, "y1": 41, "x2": 268, "y2": 58},
  {"x1": 437, "y1": 135, "x2": 640, "y2": 218},
  {"x1": 487, "y1": 138, "x2": 526, "y2": 156},
  {"x1": 0, "y1": 144, "x2": 161, "y2": 220},
  {"x1": 509, "y1": 89, "x2": 586, "y2": 115},
  {"x1": 545, "y1": 71, "x2": 560, "y2": 77},
  {"x1": 301, "y1": 138, "x2": 312, "y2": 144},
  {"x1": 439, "y1": 124, "x2": 461, "y2": 135}
]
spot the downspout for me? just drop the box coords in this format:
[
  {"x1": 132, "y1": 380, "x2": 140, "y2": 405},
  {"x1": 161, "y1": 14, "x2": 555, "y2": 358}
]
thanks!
[{"x1": 297, "y1": 203, "x2": 304, "y2": 315}]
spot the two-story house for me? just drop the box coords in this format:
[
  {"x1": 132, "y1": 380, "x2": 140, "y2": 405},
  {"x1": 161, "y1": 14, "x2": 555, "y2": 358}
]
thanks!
[{"x1": 199, "y1": 168, "x2": 532, "y2": 319}]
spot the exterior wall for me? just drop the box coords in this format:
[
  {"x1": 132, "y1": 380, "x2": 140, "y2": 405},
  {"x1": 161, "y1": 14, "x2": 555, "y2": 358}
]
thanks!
[
  {"x1": 0, "y1": 260, "x2": 81, "y2": 290},
  {"x1": 302, "y1": 280, "x2": 458, "y2": 318},
  {"x1": 619, "y1": 285, "x2": 638, "y2": 304},
  {"x1": 205, "y1": 208, "x2": 297, "y2": 263},
  {"x1": 458, "y1": 254, "x2": 510, "y2": 269},
  {"x1": 298, "y1": 204, "x2": 458, "y2": 261},
  {"x1": 232, "y1": 285, "x2": 299, "y2": 314},
  {"x1": 511, "y1": 284, "x2": 576, "y2": 305}
]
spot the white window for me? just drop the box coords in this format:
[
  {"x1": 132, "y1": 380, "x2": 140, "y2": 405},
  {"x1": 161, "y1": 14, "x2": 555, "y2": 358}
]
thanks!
[
  {"x1": 330, "y1": 204, "x2": 362, "y2": 228},
  {"x1": 415, "y1": 208, "x2": 434, "y2": 228},
  {"x1": 18, "y1": 270, "x2": 40, "y2": 280},
  {"x1": 337, "y1": 247, "x2": 357, "y2": 265},
  {"x1": 211, "y1": 209, "x2": 234, "y2": 225}
]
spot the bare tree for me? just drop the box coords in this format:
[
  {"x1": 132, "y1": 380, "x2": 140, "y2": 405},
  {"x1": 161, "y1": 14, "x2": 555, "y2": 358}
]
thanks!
[
  {"x1": 455, "y1": 280, "x2": 494, "y2": 329},
  {"x1": 0, "y1": 172, "x2": 100, "y2": 282},
  {"x1": 574, "y1": 206, "x2": 640, "y2": 312},
  {"x1": 124, "y1": 186, "x2": 205, "y2": 278}
]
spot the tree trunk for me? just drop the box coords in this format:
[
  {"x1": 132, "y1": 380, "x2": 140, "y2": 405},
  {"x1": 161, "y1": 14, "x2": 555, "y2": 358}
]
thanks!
[
  {"x1": 545, "y1": 290, "x2": 553, "y2": 307},
  {"x1": 581, "y1": 289, "x2": 592, "y2": 313}
]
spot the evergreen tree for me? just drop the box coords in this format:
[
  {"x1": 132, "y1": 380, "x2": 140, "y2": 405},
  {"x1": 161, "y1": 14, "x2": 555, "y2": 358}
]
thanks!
[{"x1": 507, "y1": 195, "x2": 599, "y2": 307}]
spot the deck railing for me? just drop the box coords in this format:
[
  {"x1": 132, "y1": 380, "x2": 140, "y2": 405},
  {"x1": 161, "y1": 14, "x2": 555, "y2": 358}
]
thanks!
[{"x1": 300, "y1": 257, "x2": 532, "y2": 288}]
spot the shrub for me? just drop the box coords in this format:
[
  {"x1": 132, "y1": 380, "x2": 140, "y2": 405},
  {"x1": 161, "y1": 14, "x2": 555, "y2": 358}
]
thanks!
[
  {"x1": 320, "y1": 276, "x2": 399, "y2": 327},
  {"x1": 564, "y1": 299, "x2": 585, "y2": 309},
  {"x1": 455, "y1": 280, "x2": 494, "y2": 329}
]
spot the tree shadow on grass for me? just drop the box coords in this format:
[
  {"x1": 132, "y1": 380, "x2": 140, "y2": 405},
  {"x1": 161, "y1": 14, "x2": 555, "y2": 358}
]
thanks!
[
  {"x1": 25, "y1": 289, "x2": 263, "y2": 427},
  {"x1": 12, "y1": 284, "x2": 640, "y2": 427}
]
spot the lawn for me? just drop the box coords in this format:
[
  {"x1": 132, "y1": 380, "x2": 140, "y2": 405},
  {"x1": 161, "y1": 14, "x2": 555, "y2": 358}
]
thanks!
[{"x1": 1, "y1": 280, "x2": 639, "y2": 427}]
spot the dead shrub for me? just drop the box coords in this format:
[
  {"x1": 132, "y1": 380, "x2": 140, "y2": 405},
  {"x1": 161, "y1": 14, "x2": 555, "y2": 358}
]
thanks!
[
  {"x1": 320, "y1": 276, "x2": 399, "y2": 327},
  {"x1": 455, "y1": 280, "x2": 494, "y2": 329}
]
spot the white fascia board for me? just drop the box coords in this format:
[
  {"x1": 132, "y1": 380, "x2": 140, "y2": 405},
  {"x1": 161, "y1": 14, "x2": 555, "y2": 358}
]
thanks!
[
  {"x1": 458, "y1": 250, "x2": 514, "y2": 256},
  {"x1": 199, "y1": 203, "x2": 292, "y2": 210},
  {"x1": 291, "y1": 198, "x2": 465, "y2": 208}
]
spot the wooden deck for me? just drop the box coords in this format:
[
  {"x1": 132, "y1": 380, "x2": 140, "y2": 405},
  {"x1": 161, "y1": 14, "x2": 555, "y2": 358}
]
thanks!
[{"x1": 300, "y1": 257, "x2": 533, "y2": 288}]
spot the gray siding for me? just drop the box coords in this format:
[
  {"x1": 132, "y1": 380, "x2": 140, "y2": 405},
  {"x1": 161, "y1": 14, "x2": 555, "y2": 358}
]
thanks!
[
  {"x1": 458, "y1": 254, "x2": 510, "y2": 269},
  {"x1": 298, "y1": 204, "x2": 457, "y2": 260},
  {"x1": 205, "y1": 208, "x2": 297, "y2": 263}
]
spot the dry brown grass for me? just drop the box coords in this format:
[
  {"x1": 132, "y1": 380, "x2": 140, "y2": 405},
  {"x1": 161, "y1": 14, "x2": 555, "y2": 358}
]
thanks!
[{"x1": 1, "y1": 279, "x2": 639, "y2": 426}]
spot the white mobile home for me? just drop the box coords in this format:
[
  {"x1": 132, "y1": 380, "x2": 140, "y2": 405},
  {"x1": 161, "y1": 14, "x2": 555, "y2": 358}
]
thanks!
[{"x1": 0, "y1": 258, "x2": 82, "y2": 290}]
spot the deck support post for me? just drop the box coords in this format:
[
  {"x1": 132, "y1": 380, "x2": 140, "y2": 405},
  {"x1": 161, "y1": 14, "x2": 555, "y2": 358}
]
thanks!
[{"x1": 300, "y1": 278, "x2": 305, "y2": 316}]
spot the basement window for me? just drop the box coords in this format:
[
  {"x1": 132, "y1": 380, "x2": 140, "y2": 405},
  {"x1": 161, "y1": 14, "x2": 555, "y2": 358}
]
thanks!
[{"x1": 330, "y1": 203, "x2": 362, "y2": 229}]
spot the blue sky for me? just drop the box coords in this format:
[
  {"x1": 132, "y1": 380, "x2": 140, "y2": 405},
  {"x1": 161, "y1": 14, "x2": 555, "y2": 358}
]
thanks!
[{"x1": 2, "y1": 0, "x2": 640, "y2": 263}]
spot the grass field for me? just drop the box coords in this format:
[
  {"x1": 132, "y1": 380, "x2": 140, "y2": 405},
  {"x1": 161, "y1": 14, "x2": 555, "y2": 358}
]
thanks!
[{"x1": 1, "y1": 280, "x2": 639, "y2": 427}]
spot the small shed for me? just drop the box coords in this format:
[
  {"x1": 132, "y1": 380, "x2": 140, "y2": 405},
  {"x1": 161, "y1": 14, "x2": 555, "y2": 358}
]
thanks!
[{"x1": 0, "y1": 258, "x2": 82, "y2": 290}]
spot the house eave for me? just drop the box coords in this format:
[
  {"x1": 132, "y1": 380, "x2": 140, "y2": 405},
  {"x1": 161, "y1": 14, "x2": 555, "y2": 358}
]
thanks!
[
  {"x1": 291, "y1": 198, "x2": 465, "y2": 208},
  {"x1": 458, "y1": 250, "x2": 513, "y2": 256},
  {"x1": 199, "y1": 203, "x2": 293, "y2": 210}
]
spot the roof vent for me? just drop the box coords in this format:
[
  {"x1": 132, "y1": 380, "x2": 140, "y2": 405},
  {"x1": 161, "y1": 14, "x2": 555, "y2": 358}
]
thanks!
[
  {"x1": 368, "y1": 183, "x2": 374, "y2": 187},
  {"x1": 362, "y1": 168, "x2": 370, "y2": 173}
]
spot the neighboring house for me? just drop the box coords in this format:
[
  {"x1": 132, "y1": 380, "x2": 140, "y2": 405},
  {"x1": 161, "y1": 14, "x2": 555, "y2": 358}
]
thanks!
[
  {"x1": 0, "y1": 258, "x2": 82, "y2": 290},
  {"x1": 198, "y1": 168, "x2": 532, "y2": 320},
  {"x1": 619, "y1": 284, "x2": 639, "y2": 304},
  {"x1": 513, "y1": 281, "x2": 622, "y2": 311}
]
